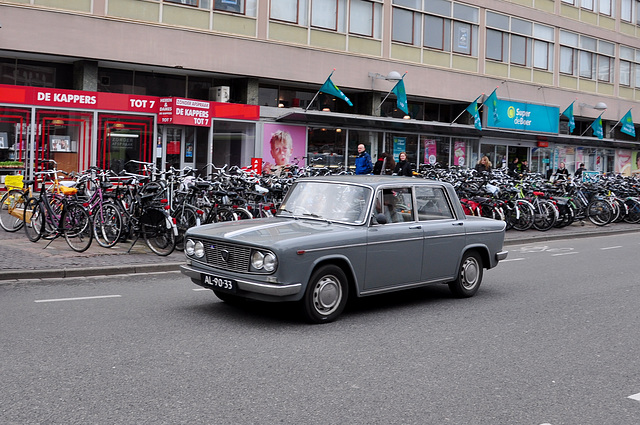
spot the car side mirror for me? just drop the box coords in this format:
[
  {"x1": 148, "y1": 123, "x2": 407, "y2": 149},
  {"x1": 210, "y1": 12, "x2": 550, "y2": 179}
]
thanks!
[{"x1": 375, "y1": 213, "x2": 388, "y2": 225}]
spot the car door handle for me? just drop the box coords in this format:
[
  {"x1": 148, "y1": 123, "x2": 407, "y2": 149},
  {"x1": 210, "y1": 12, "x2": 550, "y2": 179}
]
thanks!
[
  {"x1": 409, "y1": 225, "x2": 422, "y2": 229},
  {"x1": 452, "y1": 222, "x2": 464, "y2": 226}
]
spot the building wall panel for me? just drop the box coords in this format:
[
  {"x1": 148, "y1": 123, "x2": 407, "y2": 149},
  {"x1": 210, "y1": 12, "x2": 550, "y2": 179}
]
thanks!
[
  {"x1": 213, "y1": 13, "x2": 256, "y2": 37},
  {"x1": 163, "y1": 4, "x2": 209, "y2": 30}
]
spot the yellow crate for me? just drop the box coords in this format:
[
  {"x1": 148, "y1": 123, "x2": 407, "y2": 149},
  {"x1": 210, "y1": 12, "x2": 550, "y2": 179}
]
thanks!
[{"x1": 4, "y1": 174, "x2": 24, "y2": 190}]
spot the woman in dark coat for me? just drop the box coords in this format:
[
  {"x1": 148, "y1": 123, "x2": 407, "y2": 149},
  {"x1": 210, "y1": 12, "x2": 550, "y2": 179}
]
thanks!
[
  {"x1": 373, "y1": 152, "x2": 395, "y2": 175},
  {"x1": 393, "y1": 152, "x2": 413, "y2": 176}
]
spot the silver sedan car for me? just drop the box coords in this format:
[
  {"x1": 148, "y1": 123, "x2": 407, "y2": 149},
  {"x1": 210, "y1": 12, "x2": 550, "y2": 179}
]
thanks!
[{"x1": 181, "y1": 175, "x2": 507, "y2": 323}]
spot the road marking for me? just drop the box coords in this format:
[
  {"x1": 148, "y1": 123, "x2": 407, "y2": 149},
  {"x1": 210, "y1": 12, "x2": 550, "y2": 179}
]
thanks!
[
  {"x1": 192, "y1": 288, "x2": 209, "y2": 291},
  {"x1": 628, "y1": 392, "x2": 640, "y2": 401},
  {"x1": 35, "y1": 295, "x2": 122, "y2": 303},
  {"x1": 502, "y1": 258, "x2": 526, "y2": 262},
  {"x1": 600, "y1": 246, "x2": 622, "y2": 250},
  {"x1": 551, "y1": 252, "x2": 579, "y2": 257}
]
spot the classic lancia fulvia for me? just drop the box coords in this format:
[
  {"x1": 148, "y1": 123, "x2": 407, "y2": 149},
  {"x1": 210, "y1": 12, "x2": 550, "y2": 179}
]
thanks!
[{"x1": 180, "y1": 175, "x2": 507, "y2": 323}]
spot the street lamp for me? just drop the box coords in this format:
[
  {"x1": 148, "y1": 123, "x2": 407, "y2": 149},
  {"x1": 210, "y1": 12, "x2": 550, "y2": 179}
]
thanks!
[
  {"x1": 368, "y1": 71, "x2": 402, "y2": 89},
  {"x1": 579, "y1": 101, "x2": 608, "y2": 110}
]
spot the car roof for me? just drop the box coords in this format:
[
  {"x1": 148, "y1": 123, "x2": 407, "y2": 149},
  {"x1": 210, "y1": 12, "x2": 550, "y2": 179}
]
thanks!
[{"x1": 297, "y1": 175, "x2": 448, "y2": 189}]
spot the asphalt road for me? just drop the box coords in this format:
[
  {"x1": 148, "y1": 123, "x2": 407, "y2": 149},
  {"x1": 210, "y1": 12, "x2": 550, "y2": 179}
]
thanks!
[{"x1": 2, "y1": 232, "x2": 640, "y2": 425}]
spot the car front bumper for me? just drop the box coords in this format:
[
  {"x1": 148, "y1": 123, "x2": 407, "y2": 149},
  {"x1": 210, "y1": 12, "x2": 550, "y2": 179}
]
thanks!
[
  {"x1": 180, "y1": 264, "x2": 302, "y2": 297},
  {"x1": 496, "y1": 251, "x2": 508, "y2": 261}
]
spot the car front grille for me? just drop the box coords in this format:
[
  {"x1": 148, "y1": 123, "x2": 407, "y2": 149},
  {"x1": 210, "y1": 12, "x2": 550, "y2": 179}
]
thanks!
[{"x1": 199, "y1": 239, "x2": 251, "y2": 272}]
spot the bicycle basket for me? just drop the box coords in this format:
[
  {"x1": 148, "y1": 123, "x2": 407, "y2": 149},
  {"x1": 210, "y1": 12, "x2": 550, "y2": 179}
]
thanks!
[{"x1": 4, "y1": 174, "x2": 23, "y2": 190}]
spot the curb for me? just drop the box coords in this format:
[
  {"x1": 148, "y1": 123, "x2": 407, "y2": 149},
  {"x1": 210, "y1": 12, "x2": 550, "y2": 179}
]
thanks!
[
  {"x1": 503, "y1": 225, "x2": 640, "y2": 246},
  {"x1": 0, "y1": 262, "x2": 182, "y2": 282}
]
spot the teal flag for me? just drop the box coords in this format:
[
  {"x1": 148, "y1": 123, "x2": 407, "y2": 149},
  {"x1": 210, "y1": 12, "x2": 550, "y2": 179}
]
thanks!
[
  {"x1": 620, "y1": 109, "x2": 635, "y2": 137},
  {"x1": 485, "y1": 89, "x2": 499, "y2": 123},
  {"x1": 562, "y1": 102, "x2": 575, "y2": 134},
  {"x1": 466, "y1": 95, "x2": 482, "y2": 130},
  {"x1": 391, "y1": 78, "x2": 409, "y2": 115},
  {"x1": 319, "y1": 72, "x2": 353, "y2": 106},
  {"x1": 590, "y1": 114, "x2": 604, "y2": 139}
]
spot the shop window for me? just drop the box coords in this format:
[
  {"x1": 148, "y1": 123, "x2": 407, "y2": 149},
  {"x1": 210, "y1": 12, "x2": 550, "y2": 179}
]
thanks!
[
  {"x1": 34, "y1": 110, "x2": 93, "y2": 173},
  {"x1": 97, "y1": 114, "x2": 155, "y2": 174},
  {"x1": 386, "y1": 133, "x2": 418, "y2": 170},
  {"x1": 0, "y1": 107, "x2": 30, "y2": 163},
  {"x1": 308, "y1": 126, "x2": 347, "y2": 169},
  {"x1": 212, "y1": 120, "x2": 256, "y2": 169}
]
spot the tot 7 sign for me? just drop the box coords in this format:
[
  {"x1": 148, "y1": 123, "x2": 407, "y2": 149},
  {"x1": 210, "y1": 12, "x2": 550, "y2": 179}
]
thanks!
[{"x1": 159, "y1": 97, "x2": 211, "y2": 126}]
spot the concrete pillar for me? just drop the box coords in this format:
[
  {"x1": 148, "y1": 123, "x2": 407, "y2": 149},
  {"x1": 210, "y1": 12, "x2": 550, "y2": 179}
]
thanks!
[
  {"x1": 236, "y1": 78, "x2": 259, "y2": 105},
  {"x1": 73, "y1": 60, "x2": 98, "y2": 92}
]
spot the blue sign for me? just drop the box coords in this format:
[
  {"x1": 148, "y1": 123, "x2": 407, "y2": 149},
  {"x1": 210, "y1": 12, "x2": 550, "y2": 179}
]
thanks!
[{"x1": 487, "y1": 99, "x2": 559, "y2": 133}]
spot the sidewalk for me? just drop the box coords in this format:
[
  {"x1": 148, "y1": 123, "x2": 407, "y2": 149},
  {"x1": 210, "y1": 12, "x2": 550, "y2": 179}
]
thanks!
[{"x1": 1, "y1": 220, "x2": 639, "y2": 281}]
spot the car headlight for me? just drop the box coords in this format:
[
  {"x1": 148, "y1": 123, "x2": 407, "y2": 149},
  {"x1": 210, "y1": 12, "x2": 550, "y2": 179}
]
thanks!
[
  {"x1": 185, "y1": 239, "x2": 195, "y2": 256},
  {"x1": 263, "y1": 253, "x2": 277, "y2": 272},
  {"x1": 194, "y1": 241, "x2": 205, "y2": 258},
  {"x1": 251, "y1": 251, "x2": 265, "y2": 269},
  {"x1": 250, "y1": 249, "x2": 277, "y2": 273}
]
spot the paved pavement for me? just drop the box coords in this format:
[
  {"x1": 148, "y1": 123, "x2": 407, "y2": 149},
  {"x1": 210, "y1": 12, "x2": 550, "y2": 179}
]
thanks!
[{"x1": 1, "y1": 219, "x2": 639, "y2": 281}]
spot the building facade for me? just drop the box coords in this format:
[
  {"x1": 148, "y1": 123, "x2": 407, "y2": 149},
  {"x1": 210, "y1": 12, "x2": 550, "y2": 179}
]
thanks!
[{"x1": 1, "y1": 0, "x2": 640, "y2": 180}]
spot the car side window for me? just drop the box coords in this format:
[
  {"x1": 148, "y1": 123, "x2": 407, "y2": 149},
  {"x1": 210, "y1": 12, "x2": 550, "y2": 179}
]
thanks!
[
  {"x1": 416, "y1": 186, "x2": 454, "y2": 221},
  {"x1": 376, "y1": 187, "x2": 414, "y2": 223}
]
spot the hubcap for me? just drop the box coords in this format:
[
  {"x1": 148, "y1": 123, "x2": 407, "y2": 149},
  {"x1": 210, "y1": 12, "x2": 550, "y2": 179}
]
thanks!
[
  {"x1": 461, "y1": 258, "x2": 479, "y2": 289},
  {"x1": 313, "y1": 275, "x2": 342, "y2": 316}
]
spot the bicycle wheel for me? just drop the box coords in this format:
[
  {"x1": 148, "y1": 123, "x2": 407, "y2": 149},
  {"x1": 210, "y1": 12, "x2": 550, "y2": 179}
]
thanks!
[
  {"x1": 511, "y1": 201, "x2": 535, "y2": 231},
  {"x1": 233, "y1": 207, "x2": 253, "y2": 221},
  {"x1": 587, "y1": 199, "x2": 613, "y2": 226},
  {"x1": 210, "y1": 207, "x2": 236, "y2": 223},
  {"x1": 0, "y1": 189, "x2": 26, "y2": 232},
  {"x1": 532, "y1": 200, "x2": 557, "y2": 231},
  {"x1": 23, "y1": 197, "x2": 43, "y2": 242},
  {"x1": 92, "y1": 201, "x2": 123, "y2": 248},
  {"x1": 623, "y1": 198, "x2": 640, "y2": 223},
  {"x1": 42, "y1": 196, "x2": 64, "y2": 240},
  {"x1": 142, "y1": 208, "x2": 176, "y2": 256},
  {"x1": 174, "y1": 205, "x2": 198, "y2": 251},
  {"x1": 63, "y1": 203, "x2": 93, "y2": 252}
]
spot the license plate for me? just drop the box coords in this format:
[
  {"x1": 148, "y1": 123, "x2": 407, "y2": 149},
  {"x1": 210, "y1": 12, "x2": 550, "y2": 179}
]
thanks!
[{"x1": 203, "y1": 274, "x2": 236, "y2": 293}]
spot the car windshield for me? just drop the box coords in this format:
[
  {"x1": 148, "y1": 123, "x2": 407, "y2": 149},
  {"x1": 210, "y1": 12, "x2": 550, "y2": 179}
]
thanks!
[{"x1": 278, "y1": 181, "x2": 372, "y2": 224}]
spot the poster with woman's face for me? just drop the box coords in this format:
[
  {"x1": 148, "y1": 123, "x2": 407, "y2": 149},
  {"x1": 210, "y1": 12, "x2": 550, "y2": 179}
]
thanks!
[
  {"x1": 263, "y1": 124, "x2": 307, "y2": 171},
  {"x1": 633, "y1": 151, "x2": 640, "y2": 174}
]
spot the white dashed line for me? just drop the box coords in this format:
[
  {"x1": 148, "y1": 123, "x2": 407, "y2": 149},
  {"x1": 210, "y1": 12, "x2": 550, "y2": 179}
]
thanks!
[
  {"x1": 501, "y1": 258, "x2": 526, "y2": 262},
  {"x1": 600, "y1": 246, "x2": 622, "y2": 250},
  {"x1": 192, "y1": 288, "x2": 210, "y2": 291},
  {"x1": 35, "y1": 295, "x2": 122, "y2": 303},
  {"x1": 628, "y1": 392, "x2": 640, "y2": 401},
  {"x1": 551, "y1": 252, "x2": 579, "y2": 256}
]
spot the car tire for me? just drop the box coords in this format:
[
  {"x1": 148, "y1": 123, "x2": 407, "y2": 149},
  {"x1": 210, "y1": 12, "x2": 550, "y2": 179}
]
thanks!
[
  {"x1": 301, "y1": 265, "x2": 348, "y2": 324},
  {"x1": 448, "y1": 251, "x2": 483, "y2": 298}
]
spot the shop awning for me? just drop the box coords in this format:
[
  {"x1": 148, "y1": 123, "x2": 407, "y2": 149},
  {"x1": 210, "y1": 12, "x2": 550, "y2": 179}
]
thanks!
[{"x1": 274, "y1": 109, "x2": 640, "y2": 149}]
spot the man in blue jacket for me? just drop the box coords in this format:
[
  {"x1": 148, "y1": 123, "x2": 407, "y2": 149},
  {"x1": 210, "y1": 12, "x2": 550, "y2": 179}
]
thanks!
[{"x1": 355, "y1": 144, "x2": 373, "y2": 175}]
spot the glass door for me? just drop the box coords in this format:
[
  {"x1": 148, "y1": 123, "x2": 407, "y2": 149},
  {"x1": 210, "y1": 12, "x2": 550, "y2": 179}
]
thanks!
[{"x1": 164, "y1": 126, "x2": 183, "y2": 171}]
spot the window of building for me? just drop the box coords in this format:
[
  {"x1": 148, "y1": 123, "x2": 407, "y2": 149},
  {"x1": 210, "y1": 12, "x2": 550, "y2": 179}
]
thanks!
[
  {"x1": 164, "y1": 0, "x2": 211, "y2": 8},
  {"x1": 308, "y1": 127, "x2": 347, "y2": 169},
  {"x1": 392, "y1": 7, "x2": 419, "y2": 44},
  {"x1": 311, "y1": 0, "x2": 346, "y2": 31},
  {"x1": 559, "y1": 31, "x2": 611, "y2": 81},
  {"x1": 350, "y1": 0, "x2": 382, "y2": 38},
  {"x1": 581, "y1": 0, "x2": 594, "y2": 10},
  {"x1": 422, "y1": 1, "x2": 478, "y2": 55},
  {"x1": 271, "y1": 0, "x2": 308, "y2": 25},
  {"x1": 598, "y1": 0, "x2": 612, "y2": 15},
  {"x1": 485, "y1": 13, "x2": 552, "y2": 70}
]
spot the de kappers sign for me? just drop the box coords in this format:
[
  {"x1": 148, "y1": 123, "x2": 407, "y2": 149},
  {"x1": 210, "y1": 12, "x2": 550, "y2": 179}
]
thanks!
[{"x1": 487, "y1": 99, "x2": 559, "y2": 134}]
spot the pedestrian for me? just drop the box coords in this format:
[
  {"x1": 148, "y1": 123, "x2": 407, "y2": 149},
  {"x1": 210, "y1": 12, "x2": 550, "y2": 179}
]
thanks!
[
  {"x1": 373, "y1": 152, "x2": 395, "y2": 175},
  {"x1": 508, "y1": 157, "x2": 519, "y2": 178},
  {"x1": 355, "y1": 144, "x2": 373, "y2": 175},
  {"x1": 554, "y1": 161, "x2": 569, "y2": 181},
  {"x1": 393, "y1": 152, "x2": 413, "y2": 176},
  {"x1": 575, "y1": 162, "x2": 586, "y2": 178},
  {"x1": 475, "y1": 156, "x2": 492, "y2": 173}
]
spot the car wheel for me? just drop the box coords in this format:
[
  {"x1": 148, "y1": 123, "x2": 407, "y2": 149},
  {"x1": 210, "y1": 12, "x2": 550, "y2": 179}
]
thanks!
[
  {"x1": 301, "y1": 265, "x2": 348, "y2": 324},
  {"x1": 448, "y1": 251, "x2": 483, "y2": 298}
]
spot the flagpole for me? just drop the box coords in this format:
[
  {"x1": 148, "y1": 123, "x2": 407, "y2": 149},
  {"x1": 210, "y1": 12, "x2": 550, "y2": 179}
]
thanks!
[
  {"x1": 451, "y1": 94, "x2": 482, "y2": 125},
  {"x1": 376, "y1": 72, "x2": 407, "y2": 111},
  {"x1": 305, "y1": 70, "x2": 335, "y2": 112}
]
